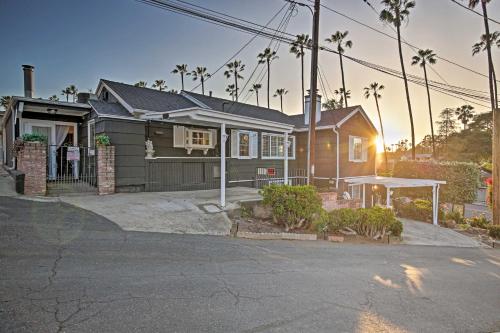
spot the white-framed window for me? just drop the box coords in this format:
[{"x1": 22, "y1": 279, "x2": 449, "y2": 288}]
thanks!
[
  {"x1": 87, "y1": 119, "x2": 96, "y2": 156},
  {"x1": 231, "y1": 130, "x2": 258, "y2": 159},
  {"x1": 349, "y1": 136, "x2": 368, "y2": 162},
  {"x1": 188, "y1": 129, "x2": 212, "y2": 148},
  {"x1": 173, "y1": 126, "x2": 216, "y2": 155},
  {"x1": 261, "y1": 133, "x2": 295, "y2": 160},
  {"x1": 349, "y1": 184, "x2": 362, "y2": 200}
]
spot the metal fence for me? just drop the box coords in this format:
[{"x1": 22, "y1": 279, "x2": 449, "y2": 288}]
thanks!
[
  {"x1": 47, "y1": 145, "x2": 97, "y2": 194},
  {"x1": 255, "y1": 168, "x2": 307, "y2": 189}
]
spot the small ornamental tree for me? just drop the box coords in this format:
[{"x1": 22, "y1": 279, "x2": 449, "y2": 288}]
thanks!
[
  {"x1": 393, "y1": 160, "x2": 480, "y2": 204},
  {"x1": 486, "y1": 177, "x2": 493, "y2": 208}
]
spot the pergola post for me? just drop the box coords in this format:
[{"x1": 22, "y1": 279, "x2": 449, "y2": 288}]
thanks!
[
  {"x1": 362, "y1": 183, "x2": 366, "y2": 208},
  {"x1": 220, "y1": 123, "x2": 227, "y2": 208},
  {"x1": 386, "y1": 187, "x2": 391, "y2": 208},
  {"x1": 433, "y1": 184, "x2": 440, "y2": 226},
  {"x1": 284, "y1": 132, "x2": 289, "y2": 185}
]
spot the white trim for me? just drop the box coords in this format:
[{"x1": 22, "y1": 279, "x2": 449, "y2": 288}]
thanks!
[
  {"x1": 220, "y1": 123, "x2": 227, "y2": 208},
  {"x1": 186, "y1": 128, "x2": 213, "y2": 151},
  {"x1": 87, "y1": 119, "x2": 95, "y2": 155},
  {"x1": 180, "y1": 92, "x2": 212, "y2": 109},
  {"x1": 97, "y1": 81, "x2": 135, "y2": 114},
  {"x1": 22, "y1": 119, "x2": 79, "y2": 146},
  {"x1": 231, "y1": 129, "x2": 256, "y2": 159},
  {"x1": 349, "y1": 135, "x2": 367, "y2": 163},
  {"x1": 336, "y1": 107, "x2": 378, "y2": 134},
  {"x1": 261, "y1": 132, "x2": 296, "y2": 160},
  {"x1": 147, "y1": 156, "x2": 220, "y2": 160},
  {"x1": 96, "y1": 114, "x2": 146, "y2": 122}
]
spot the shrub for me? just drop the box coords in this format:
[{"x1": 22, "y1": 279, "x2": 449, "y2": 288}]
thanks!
[
  {"x1": 393, "y1": 198, "x2": 444, "y2": 223},
  {"x1": 393, "y1": 160, "x2": 480, "y2": 204},
  {"x1": 261, "y1": 184, "x2": 322, "y2": 231},
  {"x1": 468, "y1": 215, "x2": 490, "y2": 229},
  {"x1": 488, "y1": 225, "x2": 500, "y2": 239},
  {"x1": 96, "y1": 134, "x2": 111, "y2": 146},
  {"x1": 21, "y1": 133, "x2": 47, "y2": 143},
  {"x1": 328, "y1": 208, "x2": 359, "y2": 232},
  {"x1": 446, "y1": 211, "x2": 464, "y2": 225},
  {"x1": 389, "y1": 219, "x2": 403, "y2": 237}
]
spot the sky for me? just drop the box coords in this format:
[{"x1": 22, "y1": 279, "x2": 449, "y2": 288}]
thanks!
[{"x1": 0, "y1": 0, "x2": 498, "y2": 146}]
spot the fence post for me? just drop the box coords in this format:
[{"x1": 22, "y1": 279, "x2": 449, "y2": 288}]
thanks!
[{"x1": 17, "y1": 142, "x2": 47, "y2": 196}]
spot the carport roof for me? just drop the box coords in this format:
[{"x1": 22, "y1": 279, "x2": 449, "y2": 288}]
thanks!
[{"x1": 344, "y1": 176, "x2": 446, "y2": 188}]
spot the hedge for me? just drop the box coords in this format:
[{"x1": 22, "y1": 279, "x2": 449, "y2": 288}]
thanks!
[
  {"x1": 393, "y1": 198, "x2": 444, "y2": 223},
  {"x1": 393, "y1": 161, "x2": 480, "y2": 204}
]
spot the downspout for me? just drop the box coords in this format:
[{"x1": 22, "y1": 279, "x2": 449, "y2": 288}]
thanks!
[
  {"x1": 332, "y1": 126, "x2": 340, "y2": 189},
  {"x1": 12, "y1": 103, "x2": 19, "y2": 169}
]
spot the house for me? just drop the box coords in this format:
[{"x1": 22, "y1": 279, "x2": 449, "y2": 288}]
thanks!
[{"x1": 2, "y1": 65, "x2": 378, "y2": 205}]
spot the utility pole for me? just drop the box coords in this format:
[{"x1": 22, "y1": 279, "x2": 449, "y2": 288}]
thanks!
[{"x1": 307, "y1": 0, "x2": 320, "y2": 185}]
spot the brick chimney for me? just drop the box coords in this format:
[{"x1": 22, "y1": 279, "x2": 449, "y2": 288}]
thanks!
[{"x1": 22, "y1": 65, "x2": 34, "y2": 98}]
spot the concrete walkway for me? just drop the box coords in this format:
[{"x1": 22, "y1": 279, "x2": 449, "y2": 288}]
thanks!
[
  {"x1": 401, "y1": 218, "x2": 482, "y2": 248},
  {"x1": 60, "y1": 187, "x2": 261, "y2": 236}
]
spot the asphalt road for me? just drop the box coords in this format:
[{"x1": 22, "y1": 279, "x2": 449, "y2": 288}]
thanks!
[{"x1": 1, "y1": 196, "x2": 499, "y2": 333}]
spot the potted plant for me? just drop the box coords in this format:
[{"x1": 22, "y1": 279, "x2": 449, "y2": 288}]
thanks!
[{"x1": 95, "y1": 134, "x2": 111, "y2": 146}]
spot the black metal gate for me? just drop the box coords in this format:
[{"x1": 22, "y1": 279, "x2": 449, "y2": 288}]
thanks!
[{"x1": 47, "y1": 145, "x2": 97, "y2": 195}]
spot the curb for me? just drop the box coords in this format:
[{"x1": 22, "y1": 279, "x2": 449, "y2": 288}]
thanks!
[{"x1": 236, "y1": 231, "x2": 317, "y2": 241}]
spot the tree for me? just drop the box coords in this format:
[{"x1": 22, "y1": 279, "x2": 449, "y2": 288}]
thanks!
[
  {"x1": 152, "y1": 79, "x2": 167, "y2": 91},
  {"x1": 472, "y1": 30, "x2": 499, "y2": 108},
  {"x1": 325, "y1": 31, "x2": 353, "y2": 106},
  {"x1": 322, "y1": 98, "x2": 343, "y2": 110},
  {"x1": 191, "y1": 67, "x2": 211, "y2": 95},
  {"x1": 1, "y1": 96, "x2": 11, "y2": 110},
  {"x1": 61, "y1": 87, "x2": 71, "y2": 102},
  {"x1": 134, "y1": 81, "x2": 147, "y2": 88},
  {"x1": 333, "y1": 88, "x2": 350, "y2": 108},
  {"x1": 380, "y1": 0, "x2": 417, "y2": 159},
  {"x1": 257, "y1": 48, "x2": 278, "y2": 108},
  {"x1": 68, "y1": 85, "x2": 78, "y2": 102},
  {"x1": 273, "y1": 88, "x2": 288, "y2": 112},
  {"x1": 456, "y1": 105, "x2": 475, "y2": 130},
  {"x1": 224, "y1": 60, "x2": 245, "y2": 102},
  {"x1": 249, "y1": 83, "x2": 262, "y2": 106},
  {"x1": 437, "y1": 108, "x2": 457, "y2": 154},
  {"x1": 364, "y1": 82, "x2": 388, "y2": 170},
  {"x1": 290, "y1": 34, "x2": 311, "y2": 114},
  {"x1": 171, "y1": 64, "x2": 190, "y2": 91},
  {"x1": 225, "y1": 84, "x2": 238, "y2": 101},
  {"x1": 411, "y1": 49, "x2": 437, "y2": 157},
  {"x1": 48, "y1": 95, "x2": 59, "y2": 101},
  {"x1": 169, "y1": 89, "x2": 179, "y2": 94}
]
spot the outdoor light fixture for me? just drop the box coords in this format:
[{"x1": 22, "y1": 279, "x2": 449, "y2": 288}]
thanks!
[{"x1": 47, "y1": 108, "x2": 58, "y2": 115}]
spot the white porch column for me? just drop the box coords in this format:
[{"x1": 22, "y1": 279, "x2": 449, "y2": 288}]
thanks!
[
  {"x1": 362, "y1": 183, "x2": 366, "y2": 208},
  {"x1": 220, "y1": 123, "x2": 227, "y2": 208},
  {"x1": 284, "y1": 132, "x2": 289, "y2": 185},
  {"x1": 433, "y1": 184, "x2": 440, "y2": 226},
  {"x1": 386, "y1": 187, "x2": 391, "y2": 208}
]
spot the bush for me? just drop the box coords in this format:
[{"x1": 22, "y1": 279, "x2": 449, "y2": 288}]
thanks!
[
  {"x1": 393, "y1": 198, "x2": 444, "y2": 223},
  {"x1": 96, "y1": 134, "x2": 111, "y2": 146},
  {"x1": 393, "y1": 161, "x2": 480, "y2": 204},
  {"x1": 315, "y1": 206, "x2": 402, "y2": 238},
  {"x1": 261, "y1": 184, "x2": 322, "y2": 231},
  {"x1": 468, "y1": 215, "x2": 490, "y2": 229},
  {"x1": 21, "y1": 133, "x2": 47, "y2": 143},
  {"x1": 446, "y1": 211, "x2": 464, "y2": 224},
  {"x1": 488, "y1": 225, "x2": 500, "y2": 239}
]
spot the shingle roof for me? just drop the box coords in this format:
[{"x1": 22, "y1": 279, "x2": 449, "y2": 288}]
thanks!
[
  {"x1": 101, "y1": 79, "x2": 197, "y2": 112},
  {"x1": 288, "y1": 106, "x2": 360, "y2": 129},
  {"x1": 89, "y1": 100, "x2": 134, "y2": 118},
  {"x1": 182, "y1": 91, "x2": 293, "y2": 124}
]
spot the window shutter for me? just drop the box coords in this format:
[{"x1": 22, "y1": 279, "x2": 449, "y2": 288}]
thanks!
[
  {"x1": 362, "y1": 138, "x2": 368, "y2": 161},
  {"x1": 250, "y1": 131, "x2": 258, "y2": 159},
  {"x1": 230, "y1": 130, "x2": 239, "y2": 158},
  {"x1": 173, "y1": 125, "x2": 186, "y2": 148},
  {"x1": 210, "y1": 129, "x2": 217, "y2": 148},
  {"x1": 348, "y1": 136, "x2": 354, "y2": 161}
]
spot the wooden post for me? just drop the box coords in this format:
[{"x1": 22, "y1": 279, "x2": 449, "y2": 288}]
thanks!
[{"x1": 493, "y1": 108, "x2": 500, "y2": 225}]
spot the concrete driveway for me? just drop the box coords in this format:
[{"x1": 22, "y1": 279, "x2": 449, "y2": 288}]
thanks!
[
  {"x1": 401, "y1": 218, "x2": 483, "y2": 247},
  {"x1": 60, "y1": 187, "x2": 261, "y2": 236},
  {"x1": 1, "y1": 196, "x2": 500, "y2": 333}
]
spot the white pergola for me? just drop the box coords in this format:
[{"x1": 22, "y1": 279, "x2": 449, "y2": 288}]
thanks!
[{"x1": 344, "y1": 176, "x2": 447, "y2": 226}]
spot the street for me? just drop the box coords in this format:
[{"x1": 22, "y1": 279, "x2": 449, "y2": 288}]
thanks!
[{"x1": 1, "y1": 196, "x2": 499, "y2": 333}]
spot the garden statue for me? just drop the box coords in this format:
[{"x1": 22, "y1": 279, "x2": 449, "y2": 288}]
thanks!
[{"x1": 145, "y1": 139, "x2": 155, "y2": 159}]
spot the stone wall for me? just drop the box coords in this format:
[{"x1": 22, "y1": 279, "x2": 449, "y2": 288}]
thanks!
[
  {"x1": 97, "y1": 146, "x2": 115, "y2": 195},
  {"x1": 319, "y1": 192, "x2": 362, "y2": 211},
  {"x1": 17, "y1": 142, "x2": 46, "y2": 196}
]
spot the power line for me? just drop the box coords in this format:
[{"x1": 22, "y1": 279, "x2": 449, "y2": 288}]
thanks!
[{"x1": 450, "y1": 0, "x2": 500, "y2": 25}]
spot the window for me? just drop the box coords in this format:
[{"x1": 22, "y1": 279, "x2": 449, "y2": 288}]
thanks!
[
  {"x1": 350, "y1": 184, "x2": 362, "y2": 200},
  {"x1": 261, "y1": 133, "x2": 295, "y2": 159},
  {"x1": 87, "y1": 120, "x2": 95, "y2": 155},
  {"x1": 349, "y1": 136, "x2": 368, "y2": 162},
  {"x1": 231, "y1": 130, "x2": 257, "y2": 159},
  {"x1": 187, "y1": 129, "x2": 212, "y2": 148}
]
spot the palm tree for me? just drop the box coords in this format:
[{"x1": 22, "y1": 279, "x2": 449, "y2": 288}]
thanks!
[
  {"x1": 48, "y1": 95, "x2": 59, "y2": 101},
  {"x1": 472, "y1": 31, "x2": 499, "y2": 106},
  {"x1": 273, "y1": 88, "x2": 288, "y2": 112},
  {"x1": 364, "y1": 83, "x2": 388, "y2": 170},
  {"x1": 68, "y1": 85, "x2": 78, "y2": 102},
  {"x1": 169, "y1": 89, "x2": 179, "y2": 94},
  {"x1": 333, "y1": 88, "x2": 351, "y2": 108},
  {"x1": 61, "y1": 87, "x2": 71, "y2": 102},
  {"x1": 322, "y1": 98, "x2": 343, "y2": 110},
  {"x1": 249, "y1": 83, "x2": 262, "y2": 106},
  {"x1": 411, "y1": 49, "x2": 437, "y2": 157},
  {"x1": 191, "y1": 67, "x2": 211, "y2": 95},
  {"x1": 325, "y1": 31, "x2": 353, "y2": 107},
  {"x1": 134, "y1": 81, "x2": 147, "y2": 88},
  {"x1": 1, "y1": 96, "x2": 11, "y2": 110},
  {"x1": 224, "y1": 60, "x2": 245, "y2": 102},
  {"x1": 380, "y1": 0, "x2": 416, "y2": 159},
  {"x1": 290, "y1": 34, "x2": 311, "y2": 114},
  {"x1": 257, "y1": 48, "x2": 278, "y2": 108},
  {"x1": 456, "y1": 105, "x2": 475, "y2": 130},
  {"x1": 171, "y1": 64, "x2": 190, "y2": 91},
  {"x1": 152, "y1": 79, "x2": 167, "y2": 91},
  {"x1": 225, "y1": 84, "x2": 238, "y2": 101}
]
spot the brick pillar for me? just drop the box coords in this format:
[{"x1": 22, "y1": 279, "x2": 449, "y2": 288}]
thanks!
[
  {"x1": 97, "y1": 146, "x2": 115, "y2": 195},
  {"x1": 17, "y1": 142, "x2": 47, "y2": 196}
]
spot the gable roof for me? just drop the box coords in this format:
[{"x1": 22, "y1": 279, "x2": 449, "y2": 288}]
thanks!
[
  {"x1": 99, "y1": 79, "x2": 197, "y2": 112},
  {"x1": 288, "y1": 106, "x2": 359, "y2": 128},
  {"x1": 89, "y1": 100, "x2": 136, "y2": 119}
]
